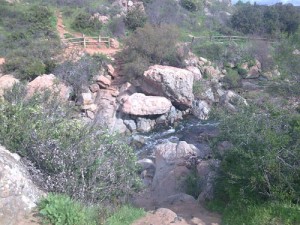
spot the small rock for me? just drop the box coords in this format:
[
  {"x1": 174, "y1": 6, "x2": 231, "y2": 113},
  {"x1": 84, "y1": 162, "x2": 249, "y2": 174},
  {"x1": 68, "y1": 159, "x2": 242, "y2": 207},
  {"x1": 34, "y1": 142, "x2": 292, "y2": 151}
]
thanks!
[
  {"x1": 107, "y1": 64, "x2": 115, "y2": 77},
  {"x1": 86, "y1": 110, "x2": 95, "y2": 119},
  {"x1": 192, "y1": 100, "x2": 210, "y2": 120},
  {"x1": 292, "y1": 49, "x2": 300, "y2": 55},
  {"x1": 110, "y1": 38, "x2": 120, "y2": 49},
  {"x1": 131, "y1": 135, "x2": 146, "y2": 148},
  {"x1": 136, "y1": 117, "x2": 155, "y2": 133},
  {"x1": 89, "y1": 83, "x2": 100, "y2": 93},
  {"x1": 124, "y1": 119, "x2": 137, "y2": 132},
  {"x1": 77, "y1": 93, "x2": 93, "y2": 106},
  {"x1": 220, "y1": 90, "x2": 248, "y2": 112},
  {"x1": 186, "y1": 66, "x2": 202, "y2": 81},
  {"x1": 96, "y1": 75, "x2": 111, "y2": 88}
]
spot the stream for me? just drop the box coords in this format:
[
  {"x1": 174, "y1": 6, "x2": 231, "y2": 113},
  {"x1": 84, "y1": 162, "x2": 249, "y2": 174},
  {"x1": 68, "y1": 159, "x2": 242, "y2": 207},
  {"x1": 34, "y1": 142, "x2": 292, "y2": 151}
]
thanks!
[{"x1": 131, "y1": 116, "x2": 219, "y2": 159}]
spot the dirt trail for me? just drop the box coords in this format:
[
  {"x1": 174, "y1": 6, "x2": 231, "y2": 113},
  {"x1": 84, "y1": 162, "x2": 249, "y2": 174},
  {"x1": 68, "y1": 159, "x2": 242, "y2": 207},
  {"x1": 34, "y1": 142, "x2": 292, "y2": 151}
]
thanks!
[
  {"x1": 132, "y1": 188, "x2": 221, "y2": 225},
  {"x1": 56, "y1": 12, "x2": 120, "y2": 57}
]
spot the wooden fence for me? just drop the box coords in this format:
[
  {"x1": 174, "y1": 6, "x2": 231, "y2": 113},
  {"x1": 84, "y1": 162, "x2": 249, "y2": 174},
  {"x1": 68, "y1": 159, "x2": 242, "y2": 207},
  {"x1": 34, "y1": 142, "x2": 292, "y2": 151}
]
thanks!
[
  {"x1": 190, "y1": 35, "x2": 277, "y2": 44},
  {"x1": 62, "y1": 34, "x2": 111, "y2": 48}
]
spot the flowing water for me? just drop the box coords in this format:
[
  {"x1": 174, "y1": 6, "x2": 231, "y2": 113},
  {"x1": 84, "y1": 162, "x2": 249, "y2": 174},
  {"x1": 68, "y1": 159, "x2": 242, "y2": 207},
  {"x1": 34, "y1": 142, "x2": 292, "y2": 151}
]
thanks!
[{"x1": 133, "y1": 116, "x2": 219, "y2": 159}]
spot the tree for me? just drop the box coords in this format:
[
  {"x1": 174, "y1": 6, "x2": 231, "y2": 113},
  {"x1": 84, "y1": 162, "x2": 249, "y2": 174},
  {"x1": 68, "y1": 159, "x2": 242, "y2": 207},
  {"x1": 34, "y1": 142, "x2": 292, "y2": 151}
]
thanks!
[{"x1": 117, "y1": 23, "x2": 185, "y2": 78}]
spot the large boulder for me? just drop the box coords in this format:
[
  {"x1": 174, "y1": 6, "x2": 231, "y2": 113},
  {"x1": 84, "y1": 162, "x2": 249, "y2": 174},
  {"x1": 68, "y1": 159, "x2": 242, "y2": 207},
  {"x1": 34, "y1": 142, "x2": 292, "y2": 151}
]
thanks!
[
  {"x1": 140, "y1": 65, "x2": 194, "y2": 109},
  {"x1": 152, "y1": 141, "x2": 200, "y2": 198},
  {"x1": 0, "y1": 145, "x2": 44, "y2": 225},
  {"x1": 0, "y1": 75, "x2": 19, "y2": 97},
  {"x1": 94, "y1": 89, "x2": 118, "y2": 127},
  {"x1": 26, "y1": 74, "x2": 71, "y2": 101},
  {"x1": 121, "y1": 93, "x2": 172, "y2": 116}
]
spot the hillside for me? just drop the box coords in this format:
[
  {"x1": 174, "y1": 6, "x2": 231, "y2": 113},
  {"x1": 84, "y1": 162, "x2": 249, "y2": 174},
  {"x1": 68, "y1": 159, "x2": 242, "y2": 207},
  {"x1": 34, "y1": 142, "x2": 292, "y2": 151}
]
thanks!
[{"x1": 0, "y1": 0, "x2": 300, "y2": 225}]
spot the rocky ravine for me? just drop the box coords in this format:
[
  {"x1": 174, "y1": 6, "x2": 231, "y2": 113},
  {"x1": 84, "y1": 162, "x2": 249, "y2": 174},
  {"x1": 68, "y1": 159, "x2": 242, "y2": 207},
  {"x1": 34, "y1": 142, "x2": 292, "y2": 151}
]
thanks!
[{"x1": 0, "y1": 51, "x2": 251, "y2": 224}]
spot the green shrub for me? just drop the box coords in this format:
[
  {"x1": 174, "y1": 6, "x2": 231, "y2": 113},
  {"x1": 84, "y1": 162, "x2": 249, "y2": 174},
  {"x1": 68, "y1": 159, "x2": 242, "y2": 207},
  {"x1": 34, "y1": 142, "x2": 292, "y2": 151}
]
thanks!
[
  {"x1": 0, "y1": 84, "x2": 140, "y2": 203},
  {"x1": 185, "y1": 169, "x2": 201, "y2": 198},
  {"x1": 0, "y1": 3, "x2": 60, "y2": 79},
  {"x1": 180, "y1": 0, "x2": 200, "y2": 12},
  {"x1": 108, "y1": 16, "x2": 126, "y2": 37},
  {"x1": 208, "y1": 200, "x2": 300, "y2": 225},
  {"x1": 124, "y1": 7, "x2": 147, "y2": 31},
  {"x1": 38, "y1": 194, "x2": 99, "y2": 225},
  {"x1": 211, "y1": 106, "x2": 300, "y2": 205},
  {"x1": 72, "y1": 12, "x2": 102, "y2": 34},
  {"x1": 118, "y1": 23, "x2": 185, "y2": 78},
  {"x1": 193, "y1": 81, "x2": 205, "y2": 99},
  {"x1": 222, "y1": 68, "x2": 241, "y2": 89},
  {"x1": 194, "y1": 43, "x2": 224, "y2": 62},
  {"x1": 54, "y1": 55, "x2": 106, "y2": 101},
  {"x1": 105, "y1": 205, "x2": 145, "y2": 225},
  {"x1": 237, "y1": 66, "x2": 248, "y2": 77}
]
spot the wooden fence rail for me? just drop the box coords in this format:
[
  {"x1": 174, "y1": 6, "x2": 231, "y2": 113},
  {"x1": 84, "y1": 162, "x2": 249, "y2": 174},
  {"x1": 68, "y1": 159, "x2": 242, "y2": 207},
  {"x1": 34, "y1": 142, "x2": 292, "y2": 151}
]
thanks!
[
  {"x1": 62, "y1": 34, "x2": 111, "y2": 48},
  {"x1": 190, "y1": 35, "x2": 277, "y2": 44}
]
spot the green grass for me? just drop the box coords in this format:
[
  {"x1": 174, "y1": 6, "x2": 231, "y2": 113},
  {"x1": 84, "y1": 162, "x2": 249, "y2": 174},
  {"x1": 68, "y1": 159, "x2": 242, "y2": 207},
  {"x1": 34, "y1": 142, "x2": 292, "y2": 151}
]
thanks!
[
  {"x1": 207, "y1": 201, "x2": 300, "y2": 225},
  {"x1": 105, "y1": 205, "x2": 145, "y2": 225},
  {"x1": 38, "y1": 194, "x2": 99, "y2": 225}
]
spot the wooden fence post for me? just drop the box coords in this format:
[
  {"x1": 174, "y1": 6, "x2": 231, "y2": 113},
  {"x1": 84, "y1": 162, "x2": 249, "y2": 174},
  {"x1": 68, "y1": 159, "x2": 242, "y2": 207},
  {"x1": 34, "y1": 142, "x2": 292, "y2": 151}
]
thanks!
[{"x1": 82, "y1": 34, "x2": 86, "y2": 48}]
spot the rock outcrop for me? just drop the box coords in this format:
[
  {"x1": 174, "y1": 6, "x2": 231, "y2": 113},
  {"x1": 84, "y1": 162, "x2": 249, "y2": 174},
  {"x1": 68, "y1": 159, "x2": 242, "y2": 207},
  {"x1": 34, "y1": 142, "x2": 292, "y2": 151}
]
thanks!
[
  {"x1": 220, "y1": 90, "x2": 248, "y2": 112},
  {"x1": 140, "y1": 65, "x2": 194, "y2": 109},
  {"x1": 0, "y1": 75, "x2": 19, "y2": 97},
  {"x1": 0, "y1": 146, "x2": 44, "y2": 225},
  {"x1": 26, "y1": 74, "x2": 71, "y2": 101},
  {"x1": 121, "y1": 93, "x2": 172, "y2": 116},
  {"x1": 152, "y1": 141, "x2": 200, "y2": 198}
]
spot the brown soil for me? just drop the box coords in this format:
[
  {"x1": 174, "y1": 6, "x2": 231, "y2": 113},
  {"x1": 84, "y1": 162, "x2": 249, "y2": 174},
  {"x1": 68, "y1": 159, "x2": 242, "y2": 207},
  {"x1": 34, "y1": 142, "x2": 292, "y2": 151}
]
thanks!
[{"x1": 132, "y1": 189, "x2": 221, "y2": 225}]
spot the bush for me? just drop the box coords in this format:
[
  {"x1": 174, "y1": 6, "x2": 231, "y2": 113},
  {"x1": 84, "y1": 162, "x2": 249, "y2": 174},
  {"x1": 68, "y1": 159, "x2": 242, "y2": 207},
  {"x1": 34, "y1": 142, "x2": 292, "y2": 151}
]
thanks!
[
  {"x1": 124, "y1": 7, "x2": 147, "y2": 31},
  {"x1": 38, "y1": 194, "x2": 99, "y2": 225},
  {"x1": 0, "y1": 84, "x2": 140, "y2": 203},
  {"x1": 0, "y1": 4, "x2": 60, "y2": 79},
  {"x1": 185, "y1": 169, "x2": 201, "y2": 198},
  {"x1": 118, "y1": 23, "x2": 185, "y2": 78},
  {"x1": 180, "y1": 0, "x2": 200, "y2": 12},
  {"x1": 54, "y1": 55, "x2": 107, "y2": 101},
  {"x1": 108, "y1": 16, "x2": 126, "y2": 37},
  {"x1": 222, "y1": 68, "x2": 241, "y2": 89},
  {"x1": 105, "y1": 205, "x2": 145, "y2": 225},
  {"x1": 193, "y1": 81, "x2": 205, "y2": 99},
  {"x1": 4, "y1": 38, "x2": 60, "y2": 81},
  {"x1": 211, "y1": 106, "x2": 300, "y2": 205},
  {"x1": 237, "y1": 66, "x2": 248, "y2": 77},
  {"x1": 194, "y1": 42, "x2": 224, "y2": 62},
  {"x1": 72, "y1": 12, "x2": 102, "y2": 34}
]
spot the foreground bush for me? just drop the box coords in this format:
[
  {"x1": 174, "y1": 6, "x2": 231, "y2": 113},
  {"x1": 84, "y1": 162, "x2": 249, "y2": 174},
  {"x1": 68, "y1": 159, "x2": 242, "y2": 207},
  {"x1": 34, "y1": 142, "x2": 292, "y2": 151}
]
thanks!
[
  {"x1": 118, "y1": 23, "x2": 185, "y2": 79},
  {"x1": 38, "y1": 194, "x2": 99, "y2": 225},
  {"x1": 209, "y1": 105, "x2": 300, "y2": 224},
  {"x1": 213, "y1": 106, "x2": 300, "y2": 203},
  {"x1": 0, "y1": 84, "x2": 139, "y2": 203}
]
